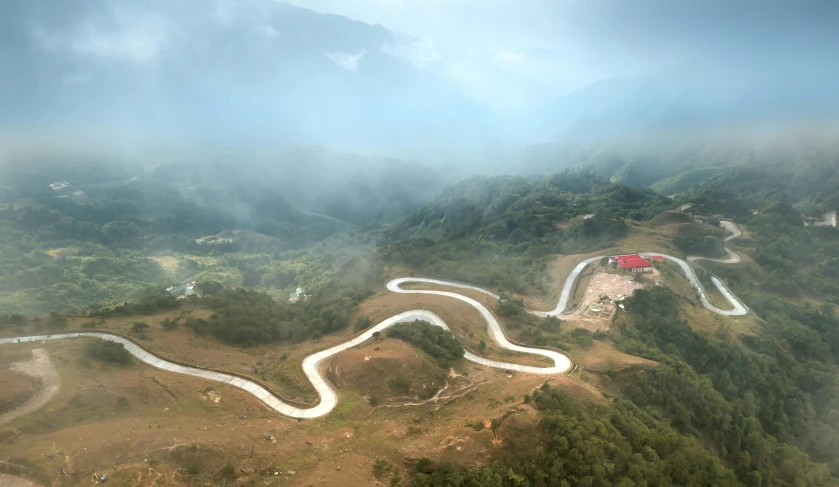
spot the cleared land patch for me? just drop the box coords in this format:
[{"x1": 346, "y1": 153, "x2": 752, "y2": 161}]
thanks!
[
  {"x1": 46, "y1": 247, "x2": 78, "y2": 259},
  {"x1": 0, "y1": 349, "x2": 60, "y2": 426},
  {"x1": 150, "y1": 255, "x2": 180, "y2": 274},
  {"x1": 328, "y1": 338, "x2": 451, "y2": 406}
]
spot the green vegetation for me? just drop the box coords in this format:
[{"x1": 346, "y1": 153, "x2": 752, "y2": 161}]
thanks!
[
  {"x1": 410, "y1": 385, "x2": 742, "y2": 486},
  {"x1": 673, "y1": 234, "x2": 726, "y2": 258},
  {"x1": 86, "y1": 340, "x2": 133, "y2": 365},
  {"x1": 378, "y1": 171, "x2": 670, "y2": 295},
  {"x1": 387, "y1": 320, "x2": 464, "y2": 368},
  {"x1": 198, "y1": 287, "x2": 373, "y2": 346},
  {"x1": 617, "y1": 287, "x2": 838, "y2": 483}
]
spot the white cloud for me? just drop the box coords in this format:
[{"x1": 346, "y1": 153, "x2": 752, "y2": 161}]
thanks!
[
  {"x1": 255, "y1": 25, "x2": 281, "y2": 40},
  {"x1": 382, "y1": 37, "x2": 440, "y2": 68},
  {"x1": 61, "y1": 72, "x2": 93, "y2": 85},
  {"x1": 325, "y1": 49, "x2": 367, "y2": 71},
  {"x1": 497, "y1": 49, "x2": 524, "y2": 64},
  {"x1": 32, "y1": 11, "x2": 173, "y2": 64}
]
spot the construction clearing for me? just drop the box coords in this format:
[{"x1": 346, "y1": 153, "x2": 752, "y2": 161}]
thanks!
[{"x1": 579, "y1": 272, "x2": 645, "y2": 322}]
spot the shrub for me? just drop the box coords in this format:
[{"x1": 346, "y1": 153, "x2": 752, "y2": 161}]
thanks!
[
  {"x1": 160, "y1": 318, "x2": 179, "y2": 331},
  {"x1": 131, "y1": 321, "x2": 150, "y2": 333},
  {"x1": 87, "y1": 340, "x2": 133, "y2": 365},
  {"x1": 372, "y1": 459, "x2": 392, "y2": 479},
  {"x1": 389, "y1": 376, "x2": 412, "y2": 394},
  {"x1": 387, "y1": 321, "x2": 464, "y2": 368},
  {"x1": 355, "y1": 316, "x2": 372, "y2": 331}
]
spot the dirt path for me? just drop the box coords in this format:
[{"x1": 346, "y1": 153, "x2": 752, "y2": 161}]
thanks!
[
  {"x1": 0, "y1": 349, "x2": 60, "y2": 426},
  {"x1": 0, "y1": 474, "x2": 38, "y2": 487}
]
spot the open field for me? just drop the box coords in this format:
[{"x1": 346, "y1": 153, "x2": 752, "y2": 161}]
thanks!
[
  {"x1": 150, "y1": 256, "x2": 180, "y2": 274},
  {"x1": 0, "y1": 335, "x2": 613, "y2": 487}
]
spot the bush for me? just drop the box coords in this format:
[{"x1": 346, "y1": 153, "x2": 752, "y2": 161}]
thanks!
[
  {"x1": 372, "y1": 459, "x2": 392, "y2": 479},
  {"x1": 131, "y1": 321, "x2": 150, "y2": 333},
  {"x1": 387, "y1": 320, "x2": 464, "y2": 368},
  {"x1": 496, "y1": 296, "x2": 525, "y2": 317},
  {"x1": 389, "y1": 376, "x2": 412, "y2": 394},
  {"x1": 220, "y1": 463, "x2": 235, "y2": 476},
  {"x1": 87, "y1": 340, "x2": 133, "y2": 365},
  {"x1": 542, "y1": 315, "x2": 561, "y2": 332},
  {"x1": 48, "y1": 312, "x2": 68, "y2": 329},
  {"x1": 355, "y1": 316, "x2": 373, "y2": 331},
  {"x1": 161, "y1": 318, "x2": 179, "y2": 331}
]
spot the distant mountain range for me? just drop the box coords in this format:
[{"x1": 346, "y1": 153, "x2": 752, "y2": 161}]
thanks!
[
  {"x1": 1, "y1": 0, "x2": 498, "y2": 153},
  {"x1": 3, "y1": 0, "x2": 837, "y2": 161},
  {"x1": 544, "y1": 59, "x2": 839, "y2": 143}
]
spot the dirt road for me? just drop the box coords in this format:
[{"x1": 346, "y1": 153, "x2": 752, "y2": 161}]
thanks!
[
  {"x1": 0, "y1": 349, "x2": 60, "y2": 426},
  {"x1": 0, "y1": 474, "x2": 39, "y2": 487}
]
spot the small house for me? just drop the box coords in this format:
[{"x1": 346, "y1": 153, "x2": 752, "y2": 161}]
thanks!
[
  {"x1": 611, "y1": 254, "x2": 653, "y2": 273},
  {"x1": 289, "y1": 287, "x2": 306, "y2": 302},
  {"x1": 166, "y1": 278, "x2": 199, "y2": 299}
]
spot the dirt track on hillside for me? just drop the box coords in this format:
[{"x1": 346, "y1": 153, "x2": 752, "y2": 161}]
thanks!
[
  {"x1": 0, "y1": 473, "x2": 38, "y2": 487},
  {"x1": 0, "y1": 349, "x2": 60, "y2": 426}
]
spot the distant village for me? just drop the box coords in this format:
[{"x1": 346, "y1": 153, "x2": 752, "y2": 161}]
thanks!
[
  {"x1": 166, "y1": 279, "x2": 200, "y2": 299},
  {"x1": 49, "y1": 180, "x2": 87, "y2": 200}
]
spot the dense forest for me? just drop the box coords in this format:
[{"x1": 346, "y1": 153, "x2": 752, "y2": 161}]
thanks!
[{"x1": 377, "y1": 170, "x2": 669, "y2": 294}]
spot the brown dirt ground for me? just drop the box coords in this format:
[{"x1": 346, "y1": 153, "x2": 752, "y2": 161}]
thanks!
[
  {"x1": 0, "y1": 370, "x2": 35, "y2": 413},
  {"x1": 0, "y1": 338, "x2": 607, "y2": 487},
  {"x1": 0, "y1": 473, "x2": 38, "y2": 487},
  {"x1": 580, "y1": 341, "x2": 657, "y2": 372},
  {"x1": 0, "y1": 349, "x2": 61, "y2": 427},
  {"x1": 328, "y1": 339, "x2": 447, "y2": 405}
]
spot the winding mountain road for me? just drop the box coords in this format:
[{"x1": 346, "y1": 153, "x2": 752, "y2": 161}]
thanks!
[{"x1": 0, "y1": 221, "x2": 747, "y2": 419}]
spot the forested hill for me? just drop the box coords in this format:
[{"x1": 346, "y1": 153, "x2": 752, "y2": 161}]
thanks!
[
  {"x1": 509, "y1": 133, "x2": 839, "y2": 195},
  {"x1": 377, "y1": 170, "x2": 671, "y2": 294},
  {"x1": 0, "y1": 151, "x2": 444, "y2": 315}
]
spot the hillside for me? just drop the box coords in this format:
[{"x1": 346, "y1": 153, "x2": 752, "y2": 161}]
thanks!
[
  {"x1": 377, "y1": 170, "x2": 671, "y2": 294},
  {"x1": 0, "y1": 150, "x2": 444, "y2": 315}
]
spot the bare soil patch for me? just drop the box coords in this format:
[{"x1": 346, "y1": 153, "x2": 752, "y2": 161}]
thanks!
[
  {"x1": 0, "y1": 370, "x2": 35, "y2": 414},
  {"x1": 150, "y1": 255, "x2": 179, "y2": 274},
  {"x1": 581, "y1": 341, "x2": 657, "y2": 372},
  {"x1": 0, "y1": 349, "x2": 60, "y2": 426},
  {"x1": 328, "y1": 339, "x2": 450, "y2": 406}
]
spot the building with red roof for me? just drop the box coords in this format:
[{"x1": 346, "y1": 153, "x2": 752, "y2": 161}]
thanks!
[{"x1": 610, "y1": 253, "x2": 653, "y2": 272}]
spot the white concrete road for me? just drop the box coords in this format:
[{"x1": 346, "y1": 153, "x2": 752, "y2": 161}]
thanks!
[{"x1": 0, "y1": 221, "x2": 748, "y2": 419}]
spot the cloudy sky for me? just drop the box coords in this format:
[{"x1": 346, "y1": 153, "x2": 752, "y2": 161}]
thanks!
[
  {"x1": 281, "y1": 0, "x2": 839, "y2": 109},
  {"x1": 2, "y1": 0, "x2": 837, "y2": 153}
]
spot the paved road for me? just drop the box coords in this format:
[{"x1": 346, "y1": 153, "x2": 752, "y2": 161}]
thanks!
[
  {"x1": 687, "y1": 220, "x2": 742, "y2": 264},
  {"x1": 0, "y1": 221, "x2": 747, "y2": 419}
]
